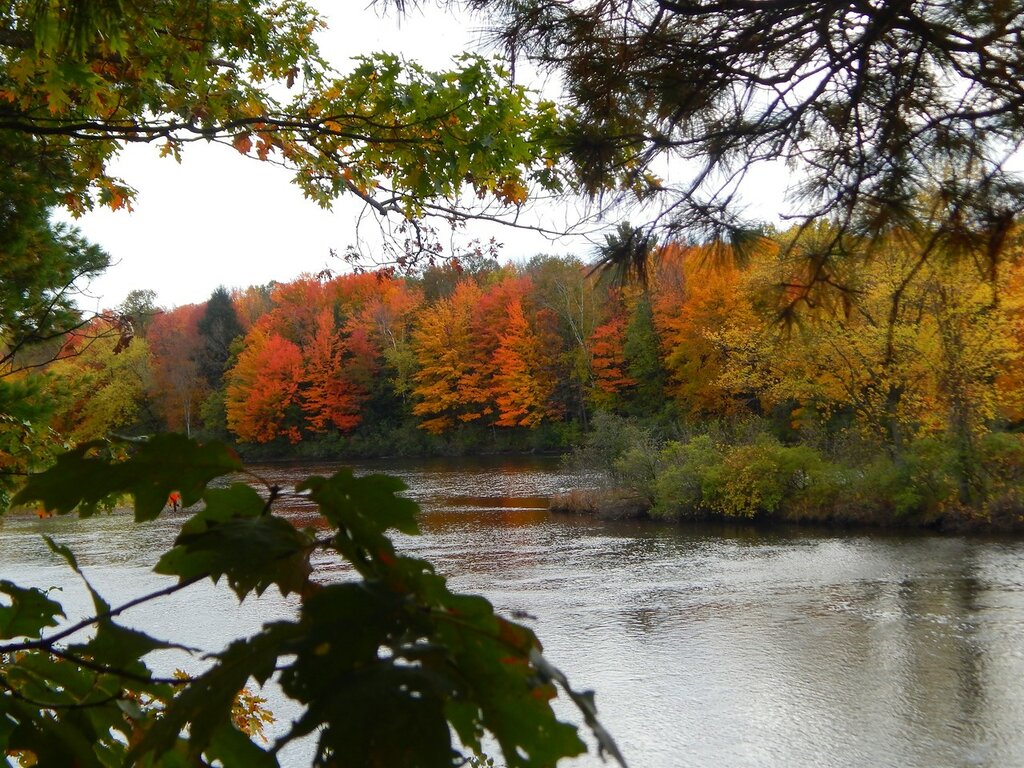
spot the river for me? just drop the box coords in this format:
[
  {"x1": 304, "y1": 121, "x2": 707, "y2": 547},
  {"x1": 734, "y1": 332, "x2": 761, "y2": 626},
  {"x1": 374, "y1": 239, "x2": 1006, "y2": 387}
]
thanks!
[{"x1": 3, "y1": 455, "x2": 1024, "y2": 767}]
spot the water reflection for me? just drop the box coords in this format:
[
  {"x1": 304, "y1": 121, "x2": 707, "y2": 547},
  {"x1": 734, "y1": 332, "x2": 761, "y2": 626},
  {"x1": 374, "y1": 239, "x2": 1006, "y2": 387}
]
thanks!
[{"x1": 2, "y1": 457, "x2": 1024, "y2": 767}]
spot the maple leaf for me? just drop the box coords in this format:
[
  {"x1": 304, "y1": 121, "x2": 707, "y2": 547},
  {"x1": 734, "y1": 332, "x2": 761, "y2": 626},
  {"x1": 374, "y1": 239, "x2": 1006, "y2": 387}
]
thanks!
[{"x1": 233, "y1": 134, "x2": 253, "y2": 155}]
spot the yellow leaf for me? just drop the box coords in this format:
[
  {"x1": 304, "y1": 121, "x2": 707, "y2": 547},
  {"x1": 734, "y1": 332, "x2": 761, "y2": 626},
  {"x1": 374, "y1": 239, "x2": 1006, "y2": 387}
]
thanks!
[{"x1": 241, "y1": 98, "x2": 266, "y2": 118}]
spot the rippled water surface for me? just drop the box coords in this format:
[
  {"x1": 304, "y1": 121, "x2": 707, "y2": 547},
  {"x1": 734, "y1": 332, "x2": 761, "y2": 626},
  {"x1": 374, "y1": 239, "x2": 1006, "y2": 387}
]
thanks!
[{"x1": 4, "y1": 455, "x2": 1024, "y2": 767}]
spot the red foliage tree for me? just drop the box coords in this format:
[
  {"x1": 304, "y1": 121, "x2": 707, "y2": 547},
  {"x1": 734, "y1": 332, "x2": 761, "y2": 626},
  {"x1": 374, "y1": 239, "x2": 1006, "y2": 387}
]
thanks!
[
  {"x1": 147, "y1": 303, "x2": 206, "y2": 435},
  {"x1": 267, "y1": 278, "x2": 330, "y2": 344},
  {"x1": 467, "y1": 271, "x2": 531, "y2": 389},
  {"x1": 300, "y1": 309, "x2": 364, "y2": 432},
  {"x1": 225, "y1": 327, "x2": 303, "y2": 443},
  {"x1": 588, "y1": 295, "x2": 636, "y2": 410}
]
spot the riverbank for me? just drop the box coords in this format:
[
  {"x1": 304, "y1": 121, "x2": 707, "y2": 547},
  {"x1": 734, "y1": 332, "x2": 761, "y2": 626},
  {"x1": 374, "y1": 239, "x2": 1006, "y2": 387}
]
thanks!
[
  {"x1": 550, "y1": 486, "x2": 1024, "y2": 534},
  {"x1": 228, "y1": 420, "x2": 579, "y2": 463},
  {"x1": 557, "y1": 412, "x2": 1024, "y2": 536}
]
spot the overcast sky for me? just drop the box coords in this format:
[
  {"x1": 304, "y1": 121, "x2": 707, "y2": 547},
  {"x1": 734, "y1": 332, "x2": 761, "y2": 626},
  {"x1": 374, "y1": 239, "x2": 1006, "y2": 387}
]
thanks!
[{"x1": 66, "y1": 2, "x2": 790, "y2": 313}]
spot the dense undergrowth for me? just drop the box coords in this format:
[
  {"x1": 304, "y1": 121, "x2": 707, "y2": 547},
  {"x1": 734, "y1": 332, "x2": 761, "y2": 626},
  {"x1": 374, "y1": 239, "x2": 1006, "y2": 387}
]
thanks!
[{"x1": 565, "y1": 413, "x2": 1024, "y2": 531}]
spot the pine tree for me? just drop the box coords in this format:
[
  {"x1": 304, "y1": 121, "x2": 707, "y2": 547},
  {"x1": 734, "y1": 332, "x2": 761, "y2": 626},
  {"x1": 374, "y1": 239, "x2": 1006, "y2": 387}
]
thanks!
[
  {"x1": 622, "y1": 295, "x2": 666, "y2": 417},
  {"x1": 197, "y1": 286, "x2": 245, "y2": 389}
]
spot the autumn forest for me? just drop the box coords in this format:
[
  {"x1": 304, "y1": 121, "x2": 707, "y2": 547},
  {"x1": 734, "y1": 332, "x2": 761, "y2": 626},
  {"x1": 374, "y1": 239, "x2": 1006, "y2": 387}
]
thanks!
[{"x1": 32, "y1": 223, "x2": 1024, "y2": 529}]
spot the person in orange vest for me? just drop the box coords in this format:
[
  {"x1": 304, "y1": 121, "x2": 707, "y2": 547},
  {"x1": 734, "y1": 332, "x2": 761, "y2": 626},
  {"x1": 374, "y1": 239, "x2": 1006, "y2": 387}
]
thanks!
[{"x1": 168, "y1": 491, "x2": 181, "y2": 512}]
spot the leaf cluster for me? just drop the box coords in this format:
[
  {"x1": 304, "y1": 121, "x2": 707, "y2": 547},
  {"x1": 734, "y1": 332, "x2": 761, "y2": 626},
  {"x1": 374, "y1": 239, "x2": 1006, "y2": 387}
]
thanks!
[
  {"x1": 1, "y1": 0, "x2": 570, "y2": 228},
  {"x1": 4, "y1": 434, "x2": 624, "y2": 767}
]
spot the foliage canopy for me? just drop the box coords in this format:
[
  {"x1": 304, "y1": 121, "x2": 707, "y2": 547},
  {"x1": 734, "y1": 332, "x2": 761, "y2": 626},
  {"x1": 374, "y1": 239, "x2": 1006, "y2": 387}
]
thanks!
[{"x1": 0, "y1": 0, "x2": 571, "y2": 223}]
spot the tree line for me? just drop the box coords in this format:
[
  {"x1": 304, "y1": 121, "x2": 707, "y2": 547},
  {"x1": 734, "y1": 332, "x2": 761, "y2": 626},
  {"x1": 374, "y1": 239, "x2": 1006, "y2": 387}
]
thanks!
[{"x1": 26, "y1": 222, "x2": 1024, "y2": 521}]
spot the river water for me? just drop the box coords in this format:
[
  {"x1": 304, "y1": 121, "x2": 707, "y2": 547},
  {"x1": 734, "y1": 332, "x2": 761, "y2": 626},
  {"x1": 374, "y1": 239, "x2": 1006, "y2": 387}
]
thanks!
[{"x1": 4, "y1": 455, "x2": 1024, "y2": 767}]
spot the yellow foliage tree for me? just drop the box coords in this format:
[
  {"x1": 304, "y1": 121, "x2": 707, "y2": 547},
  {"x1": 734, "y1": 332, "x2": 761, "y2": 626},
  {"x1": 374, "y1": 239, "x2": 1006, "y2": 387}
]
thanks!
[
  {"x1": 717, "y1": 225, "x2": 1021, "y2": 464},
  {"x1": 45, "y1": 318, "x2": 151, "y2": 443}
]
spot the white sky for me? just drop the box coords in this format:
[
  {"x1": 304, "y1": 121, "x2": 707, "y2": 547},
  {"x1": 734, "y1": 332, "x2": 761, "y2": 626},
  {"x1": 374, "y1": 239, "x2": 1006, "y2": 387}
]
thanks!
[{"x1": 67, "y1": 3, "x2": 791, "y2": 312}]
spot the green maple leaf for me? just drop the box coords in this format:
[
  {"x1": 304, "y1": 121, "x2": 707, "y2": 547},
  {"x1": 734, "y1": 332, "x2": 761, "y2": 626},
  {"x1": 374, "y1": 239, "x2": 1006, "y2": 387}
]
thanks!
[
  {"x1": 0, "y1": 580, "x2": 64, "y2": 640},
  {"x1": 13, "y1": 434, "x2": 243, "y2": 521}
]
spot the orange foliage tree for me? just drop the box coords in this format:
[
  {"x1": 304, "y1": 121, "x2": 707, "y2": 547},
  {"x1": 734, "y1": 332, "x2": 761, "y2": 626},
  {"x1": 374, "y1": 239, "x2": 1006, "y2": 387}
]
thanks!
[
  {"x1": 491, "y1": 296, "x2": 560, "y2": 427},
  {"x1": 224, "y1": 272, "x2": 428, "y2": 442},
  {"x1": 411, "y1": 281, "x2": 493, "y2": 433},
  {"x1": 225, "y1": 327, "x2": 304, "y2": 443},
  {"x1": 651, "y1": 244, "x2": 757, "y2": 417},
  {"x1": 467, "y1": 271, "x2": 531, "y2": 384},
  {"x1": 264, "y1": 278, "x2": 329, "y2": 345}
]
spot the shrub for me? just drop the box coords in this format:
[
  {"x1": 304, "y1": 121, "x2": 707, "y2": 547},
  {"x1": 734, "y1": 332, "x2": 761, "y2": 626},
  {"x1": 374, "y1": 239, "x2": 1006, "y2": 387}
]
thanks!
[
  {"x1": 843, "y1": 439, "x2": 958, "y2": 521},
  {"x1": 568, "y1": 411, "x2": 661, "y2": 485},
  {"x1": 904, "y1": 437, "x2": 959, "y2": 514},
  {"x1": 649, "y1": 436, "x2": 722, "y2": 519},
  {"x1": 648, "y1": 435, "x2": 836, "y2": 521},
  {"x1": 976, "y1": 432, "x2": 1024, "y2": 527},
  {"x1": 980, "y1": 432, "x2": 1024, "y2": 486},
  {"x1": 611, "y1": 445, "x2": 661, "y2": 500},
  {"x1": 712, "y1": 438, "x2": 829, "y2": 518}
]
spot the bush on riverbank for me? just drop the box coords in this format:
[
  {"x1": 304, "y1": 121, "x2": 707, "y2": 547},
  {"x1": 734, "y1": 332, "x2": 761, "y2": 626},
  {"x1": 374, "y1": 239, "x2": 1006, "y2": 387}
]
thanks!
[
  {"x1": 563, "y1": 414, "x2": 1024, "y2": 531},
  {"x1": 650, "y1": 435, "x2": 834, "y2": 520}
]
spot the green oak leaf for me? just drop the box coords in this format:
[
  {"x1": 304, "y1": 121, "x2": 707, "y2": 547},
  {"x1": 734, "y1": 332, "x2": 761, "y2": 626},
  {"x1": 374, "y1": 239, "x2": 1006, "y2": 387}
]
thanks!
[
  {"x1": 203, "y1": 721, "x2": 279, "y2": 768},
  {"x1": 179, "y1": 483, "x2": 266, "y2": 535},
  {"x1": 70, "y1": 621, "x2": 175, "y2": 670},
  {"x1": 299, "y1": 469, "x2": 420, "y2": 536},
  {"x1": 7, "y1": 650, "x2": 111, "y2": 704}
]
